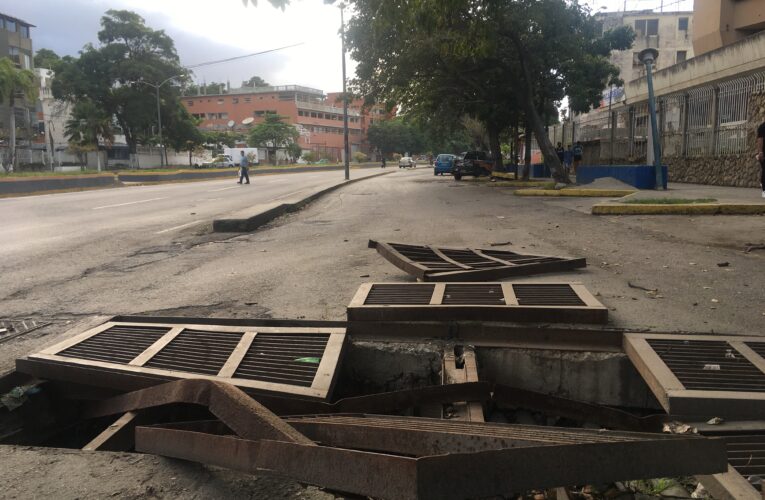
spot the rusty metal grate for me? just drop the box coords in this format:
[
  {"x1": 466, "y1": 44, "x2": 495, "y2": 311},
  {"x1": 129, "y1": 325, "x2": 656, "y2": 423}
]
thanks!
[
  {"x1": 513, "y1": 284, "x2": 586, "y2": 306},
  {"x1": 442, "y1": 284, "x2": 504, "y2": 304},
  {"x1": 625, "y1": 333, "x2": 765, "y2": 418},
  {"x1": 144, "y1": 329, "x2": 243, "y2": 375},
  {"x1": 58, "y1": 325, "x2": 170, "y2": 364},
  {"x1": 20, "y1": 320, "x2": 347, "y2": 401},
  {"x1": 370, "y1": 240, "x2": 586, "y2": 281},
  {"x1": 234, "y1": 333, "x2": 330, "y2": 387},
  {"x1": 646, "y1": 339, "x2": 765, "y2": 393},
  {"x1": 349, "y1": 282, "x2": 607, "y2": 324},
  {"x1": 364, "y1": 284, "x2": 435, "y2": 305}
]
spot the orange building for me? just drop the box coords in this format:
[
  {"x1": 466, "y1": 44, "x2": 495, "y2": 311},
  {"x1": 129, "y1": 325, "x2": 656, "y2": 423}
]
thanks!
[{"x1": 182, "y1": 85, "x2": 389, "y2": 161}]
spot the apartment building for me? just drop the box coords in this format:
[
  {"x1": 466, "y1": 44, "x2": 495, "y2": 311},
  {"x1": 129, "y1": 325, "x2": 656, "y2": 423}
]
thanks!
[
  {"x1": 182, "y1": 85, "x2": 389, "y2": 160},
  {"x1": 694, "y1": 0, "x2": 765, "y2": 55},
  {"x1": 595, "y1": 10, "x2": 694, "y2": 107},
  {"x1": 0, "y1": 12, "x2": 35, "y2": 150}
]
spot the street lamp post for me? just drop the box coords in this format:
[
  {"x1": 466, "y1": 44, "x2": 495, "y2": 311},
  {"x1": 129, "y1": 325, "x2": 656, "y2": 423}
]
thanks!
[
  {"x1": 138, "y1": 74, "x2": 183, "y2": 167},
  {"x1": 339, "y1": 2, "x2": 350, "y2": 181},
  {"x1": 638, "y1": 48, "x2": 664, "y2": 190}
]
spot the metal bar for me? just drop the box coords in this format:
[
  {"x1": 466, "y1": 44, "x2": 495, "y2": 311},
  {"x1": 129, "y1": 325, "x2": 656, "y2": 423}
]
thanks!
[
  {"x1": 82, "y1": 411, "x2": 141, "y2": 451},
  {"x1": 82, "y1": 379, "x2": 314, "y2": 445}
]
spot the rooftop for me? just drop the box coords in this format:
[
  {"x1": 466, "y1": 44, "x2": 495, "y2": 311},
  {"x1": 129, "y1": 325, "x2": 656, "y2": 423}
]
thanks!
[{"x1": 0, "y1": 12, "x2": 36, "y2": 28}]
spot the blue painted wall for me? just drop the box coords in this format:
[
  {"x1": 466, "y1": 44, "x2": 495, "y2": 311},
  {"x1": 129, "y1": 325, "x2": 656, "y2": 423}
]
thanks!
[{"x1": 576, "y1": 165, "x2": 668, "y2": 190}]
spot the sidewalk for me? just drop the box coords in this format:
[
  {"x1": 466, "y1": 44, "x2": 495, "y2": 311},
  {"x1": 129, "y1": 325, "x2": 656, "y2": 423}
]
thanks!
[{"x1": 592, "y1": 182, "x2": 765, "y2": 215}]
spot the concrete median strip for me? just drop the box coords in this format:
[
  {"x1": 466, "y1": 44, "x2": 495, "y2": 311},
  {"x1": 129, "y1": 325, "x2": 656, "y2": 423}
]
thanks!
[
  {"x1": 213, "y1": 170, "x2": 394, "y2": 232},
  {"x1": 592, "y1": 202, "x2": 765, "y2": 215},
  {"x1": 516, "y1": 188, "x2": 637, "y2": 197}
]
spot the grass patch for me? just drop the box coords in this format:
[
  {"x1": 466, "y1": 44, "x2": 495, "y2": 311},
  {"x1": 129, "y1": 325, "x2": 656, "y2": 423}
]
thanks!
[
  {"x1": 623, "y1": 198, "x2": 717, "y2": 205},
  {"x1": 0, "y1": 169, "x2": 112, "y2": 177}
]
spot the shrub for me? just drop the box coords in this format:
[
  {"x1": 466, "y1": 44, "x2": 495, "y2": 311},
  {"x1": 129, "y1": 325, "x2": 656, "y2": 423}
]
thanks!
[
  {"x1": 302, "y1": 151, "x2": 319, "y2": 163},
  {"x1": 352, "y1": 151, "x2": 368, "y2": 163}
]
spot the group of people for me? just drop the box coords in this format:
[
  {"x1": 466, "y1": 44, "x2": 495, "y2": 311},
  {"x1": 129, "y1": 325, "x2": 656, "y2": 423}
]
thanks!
[{"x1": 555, "y1": 142, "x2": 584, "y2": 175}]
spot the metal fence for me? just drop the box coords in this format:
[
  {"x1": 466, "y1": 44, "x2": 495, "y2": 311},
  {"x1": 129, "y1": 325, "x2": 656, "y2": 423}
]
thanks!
[{"x1": 543, "y1": 71, "x2": 765, "y2": 164}]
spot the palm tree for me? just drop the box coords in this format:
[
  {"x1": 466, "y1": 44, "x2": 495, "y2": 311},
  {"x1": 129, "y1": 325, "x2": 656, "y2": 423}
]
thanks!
[
  {"x1": 0, "y1": 57, "x2": 37, "y2": 172},
  {"x1": 65, "y1": 100, "x2": 114, "y2": 172}
]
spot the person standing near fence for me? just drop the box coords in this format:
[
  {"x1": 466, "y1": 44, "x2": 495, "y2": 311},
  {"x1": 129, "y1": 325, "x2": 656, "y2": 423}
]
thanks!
[
  {"x1": 757, "y1": 120, "x2": 765, "y2": 198},
  {"x1": 237, "y1": 151, "x2": 250, "y2": 185},
  {"x1": 572, "y1": 141, "x2": 584, "y2": 175},
  {"x1": 555, "y1": 142, "x2": 565, "y2": 167},
  {"x1": 564, "y1": 145, "x2": 573, "y2": 172}
]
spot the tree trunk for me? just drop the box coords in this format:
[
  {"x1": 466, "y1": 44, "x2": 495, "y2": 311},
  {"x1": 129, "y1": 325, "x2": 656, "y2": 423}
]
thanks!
[
  {"x1": 9, "y1": 96, "x2": 16, "y2": 172},
  {"x1": 487, "y1": 122, "x2": 503, "y2": 173},
  {"x1": 189, "y1": 149, "x2": 192, "y2": 167},
  {"x1": 94, "y1": 133, "x2": 101, "y2": 172},
  {"x1": 523, "y1": 124, "x2": 532, "y2": 181}
]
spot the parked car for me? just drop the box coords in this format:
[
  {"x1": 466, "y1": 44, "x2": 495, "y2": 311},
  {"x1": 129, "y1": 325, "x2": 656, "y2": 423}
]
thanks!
[
  {"x1": 399, "y1": 156, "x2": 416, "y2": 168},
  {"x1": 452, "y1": 151, "x2": 492, "y2": 180},
  {"x1": 433, "y1": 154, "x2": 456, "y2": 176},
  {"x1": 199, "y1": 154, "x2": 235, "y2": 168}
]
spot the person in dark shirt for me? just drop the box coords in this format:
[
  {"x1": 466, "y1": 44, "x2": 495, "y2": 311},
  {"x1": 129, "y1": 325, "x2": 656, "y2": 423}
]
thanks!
[
  {"x1": 757, "y1": 121, "x2": 765, "y2": 198},
  {"x1": 555, "y1": 142, "x2": 565, "y2": 165}
]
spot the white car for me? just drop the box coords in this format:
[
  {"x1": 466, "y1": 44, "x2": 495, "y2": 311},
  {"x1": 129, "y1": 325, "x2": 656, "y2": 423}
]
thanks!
[
  {"x1": 199, "y1": 154, "x2": 235, "y2": 168},
  {"x1": 398, "y1": 156, "x2": 416, "y2": 168}
]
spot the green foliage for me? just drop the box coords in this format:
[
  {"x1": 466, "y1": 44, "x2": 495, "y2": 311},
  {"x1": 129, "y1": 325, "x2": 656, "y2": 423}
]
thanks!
[
  {"x1": 242, "y1": 75, "x2": 269, "y2": 88},
  {"x1": 65, "y1": 99, "x2": 114, "y2": 147},
  {"x1": 248, "y1": 113, "x2": 299, "y2": 149},
  {"x1": 34, "y1": 48, "x2": 61, "y2": 70},
  {"x1": 0, "y1": 57, "x2": 38, "y2": 171},
  {"x1": 302, "y1": 151, "x2": 319, "y2": 163},
  {"x1": 286, "y1": 142, "x2": 303, "y2": 161},
  {"x1": 352, "y1": 151, "x2": 368, "y2": 163},
  {"x1": 367, "y1": 118, "x2": 424, "y2": 156},
  {"x1": 52, "y1": 10, "x2": 192, "y2": 153}
]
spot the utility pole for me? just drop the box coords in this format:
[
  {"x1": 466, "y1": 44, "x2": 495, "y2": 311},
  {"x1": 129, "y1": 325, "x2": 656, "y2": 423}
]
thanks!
[
  {"x1": 638, "y1": 48, "x2": 664, "y2": 190},
  {"x1": 340, "y1": 2, "x2": 350, "y2": 181}
]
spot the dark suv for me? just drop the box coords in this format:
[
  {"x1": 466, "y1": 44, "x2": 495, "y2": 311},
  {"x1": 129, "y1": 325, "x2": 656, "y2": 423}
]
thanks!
[{"x1": 452, "y1": 151, "x2": 492, "y2": 180}]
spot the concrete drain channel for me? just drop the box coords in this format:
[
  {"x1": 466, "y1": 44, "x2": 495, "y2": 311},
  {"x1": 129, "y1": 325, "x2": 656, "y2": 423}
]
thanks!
[{"x1": 1, "y1": 242, "x2": 760, "y2": 498}]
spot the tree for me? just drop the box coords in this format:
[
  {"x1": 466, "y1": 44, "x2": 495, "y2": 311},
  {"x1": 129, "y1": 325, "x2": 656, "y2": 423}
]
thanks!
[
  {"x1": 242, "y1": 75, "x2": 269, "y2": 88},
  {"x1": 166, "y1": 111, "x2": 204, "y2": 166},
  {"x1": 34, "y1": 48, "x2": 61, "y2": 70},
  {"x1": 0, "y1": 58, "x2": 37, "y2": 172},
  {"x1": 367, "y1": 118, "x2": 424, "y2": 158},
  {"x1": 53, "y1": 10, "x2": 192, "y2": 156},
  {"x1": 65, "y1": 99, "x2": 114, "y2": 171},
  {"x1": 286, "y1": 142, "x2": 303, "y2": 163},
  {"x1": 247, "y1": 113, "x2": 299, "y2": 164},
  {"x1": 346, "y1": 0, "x2": 632, "y2": 183},
  {"x1": 352, "y1": 151, "x2": 368, "y2": 163}
]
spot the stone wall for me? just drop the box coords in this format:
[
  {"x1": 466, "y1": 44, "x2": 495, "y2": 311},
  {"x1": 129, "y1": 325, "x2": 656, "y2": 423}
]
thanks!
[{"x1": 666, "y1": 91, "x2": 765, "y2": 187}]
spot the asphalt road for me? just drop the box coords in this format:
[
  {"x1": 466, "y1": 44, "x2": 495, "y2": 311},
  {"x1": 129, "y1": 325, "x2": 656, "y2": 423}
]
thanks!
[{"x1": 1, "y1": 167, "x2": 382, "y2": 319}]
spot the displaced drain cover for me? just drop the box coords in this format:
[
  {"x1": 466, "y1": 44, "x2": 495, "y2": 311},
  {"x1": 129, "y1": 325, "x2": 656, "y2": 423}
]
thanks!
[
  {"x1": 369, "y1": 240, "x2": 586, "y2": 281},
  {"x1": 625, "y1": 333, "x2": 765, "y2": 418},
  {"x1": 18, "y1": 320, "x2": 347, "y2": 401},
  {"x1": 349, "y1": 282, "x2": 607, "y2": 324}
]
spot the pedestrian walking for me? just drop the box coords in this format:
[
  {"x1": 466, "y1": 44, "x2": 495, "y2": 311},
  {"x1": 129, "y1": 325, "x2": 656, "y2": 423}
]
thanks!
[
  {"x1": 757, "y1": 120, "x2": 765, "y2": 197},
  {"x1": 564, "y1": 144, "x2": 573, "y2": 172},
  {"x1": 381, "y1": 155, "x2": 386, "y2": 168},
  {"x1": 555, "y1": 142, "x2": 565, "y2": 166},
  {"x1": 572, "y1": 141, "x2": 584, "y2": 175},
  {"x1": 237, "y1": 151, "x2": 250, "y2": 184}
]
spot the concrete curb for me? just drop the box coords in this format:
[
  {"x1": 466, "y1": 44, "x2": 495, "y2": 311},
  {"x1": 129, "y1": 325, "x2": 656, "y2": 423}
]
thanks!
[
  {"x1": 591, "y1": 203, "x2": 765, "y2": 215},
  {"x1": 0, "y1": 174, "x2": 118, "y2": 196},
  {"x1": 515, "y1": 188, "x2": 637, "y2": 197},
  {"x1": 212, "y1": 170, "x2": 395, "y2": 232}
]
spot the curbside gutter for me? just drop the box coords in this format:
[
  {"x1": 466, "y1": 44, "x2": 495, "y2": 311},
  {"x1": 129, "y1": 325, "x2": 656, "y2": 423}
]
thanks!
[
  {"x1": 515, "y1": 188, "x2": 637, "y2": 197},
  {"x1": 592, "y1": 202, "x2": 765, "y2": 215},
  {"x1": 0, "y1": 174, "x2": 118, "y2": 197},
  {"x1": 213, "y1": 170, "x2": 395, "y2": 233}
]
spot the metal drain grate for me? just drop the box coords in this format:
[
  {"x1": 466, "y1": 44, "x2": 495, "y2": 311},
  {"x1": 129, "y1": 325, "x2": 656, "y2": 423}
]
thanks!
[
  {"x1": 625, "y1": 333, "x2": 765, "y2": 418},
  {"x1": 234, "y1": 333, "x2": 330, "y2": 387},
  {"x1": 349, "y1": 282, "x2": 607, "y2": 324},
  {"x1": 364, "y1": 284, "x2": 435, "y2": 305},
  {"x1": 513, "y1": 284, "x2": 586, "y2": 306},
  {"x1": 145, "y1": 329, "x2": 243, "y2": 375},
  {"x1": 369, "y1": 240, "x2": 586, "y2": 281},
  {"x1": 58, "y1": 325, "x2": 170, "y2": 364},
  {"x1": 442, "y1": 284, "x2": 504, "y2": 304},
  {"x1": 724, "y1": 434, "x2": 765, "y2": 484},
  {"x1": 744, "y1": 342, "x2": 765, "y2": 360},
  {"x1": 647, "y1": 339, "x2": 765, "y2": 393}
]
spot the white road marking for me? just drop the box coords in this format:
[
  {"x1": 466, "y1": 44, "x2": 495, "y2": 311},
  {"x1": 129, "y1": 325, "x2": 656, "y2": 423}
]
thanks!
[
  {"x1": 92, "y1": 197, "x2": 167, "y2": 210},
  {"x1": 155, "y1": 220, "x2": 204, "y2": 234},
  {"x1": 208, "y1": 186, "x2": 241, "y2": 192}
]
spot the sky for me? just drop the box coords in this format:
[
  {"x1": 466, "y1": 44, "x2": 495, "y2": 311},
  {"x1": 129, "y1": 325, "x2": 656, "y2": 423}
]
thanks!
[{"x1": 4, "y1": 0, "x2": 694, "y2": 95}]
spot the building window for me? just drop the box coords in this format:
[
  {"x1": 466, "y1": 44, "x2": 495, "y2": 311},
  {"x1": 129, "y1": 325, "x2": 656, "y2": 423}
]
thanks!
[
  {"x1": 244, "y1": 97, "x2": 251, "y2": 103},
  {"x1": 254, "y1": 111, "x2": 265, "y2": 116},
  {"x1": 678, "y1": 17, "x2": 689, "y2": 31},
  {"x1": 187, "y1": 100, "x2": 194, "y2": 106},
  {"x1": 233, "y1": 97, "x2": 239, "y2": 104},
  {"x1": 632, "y1": 52, "x2": 642, "y2": 66},
  {"x1": 298, "y1": 110, "x2": 304, "y2": 116},
  {"x1": 8, "y1": 46, "x2": 20, "y2": 67},
  {"x1": 634, "y1": 19, "x2": 659, "y2": 36},
  {"x1": 677, "y1": 50, "x2": 687, "y2": 63},
  {"x1": 5, "y1": 18, "x2": 16, "y2": 32},
  {"x1": 311, "y1": 112, "x2": 317, "y2": 118},
  {"x1": 259, "y1": 97, "x2": 263, "y2": 100},
  {"x1": 220, "y1": 113, "x2": 228, "y2": 119},
  {"x1": 217, "y1": 98, "x2": 224, "y2": 104},
  {"x1": 19, "y1": 25, "x2": 29, "y2": 38}
]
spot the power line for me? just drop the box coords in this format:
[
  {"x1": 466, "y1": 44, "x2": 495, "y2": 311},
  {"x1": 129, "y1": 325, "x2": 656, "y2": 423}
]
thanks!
[{"x1": 183, "y1": 42, "x2": 304, "y2": 70}]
